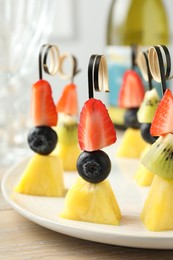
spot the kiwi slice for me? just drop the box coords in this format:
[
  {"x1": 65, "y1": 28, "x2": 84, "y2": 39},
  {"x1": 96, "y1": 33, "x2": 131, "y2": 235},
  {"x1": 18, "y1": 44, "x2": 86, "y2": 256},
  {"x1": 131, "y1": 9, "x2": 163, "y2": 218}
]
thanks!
[
  {"x1": 137, "y1": 89, "x2": 160, "y2": 123},
  {"x1": 57, "y1": 114, "x2": 78, "y2": 145},
  {"x1": 141, "y1": 133, "x2": 173, "y2": 180}
]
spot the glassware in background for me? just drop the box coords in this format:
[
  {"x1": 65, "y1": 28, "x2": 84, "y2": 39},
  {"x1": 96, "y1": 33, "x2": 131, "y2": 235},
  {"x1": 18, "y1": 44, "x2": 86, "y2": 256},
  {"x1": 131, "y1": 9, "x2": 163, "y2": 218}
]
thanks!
[
  {"x1": 0, "y1": 0, "x2": 56, "y2": 165},
  {"x1": 105, "y1": 0, "x2": 170, "y2": 128}
]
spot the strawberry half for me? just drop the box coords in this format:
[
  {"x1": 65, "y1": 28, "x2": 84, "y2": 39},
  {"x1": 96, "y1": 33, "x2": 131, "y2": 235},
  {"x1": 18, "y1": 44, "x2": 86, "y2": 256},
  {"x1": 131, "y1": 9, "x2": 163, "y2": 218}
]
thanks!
[
  {"x1": 150, "y1": 89, "x2": 173, "y2": 136},
  {"x1": 78, "y1": 98, "x2": 116, "y2": 151},
  {"x1": 118, "y1": 70, "x2": 145, "y2": 108},
  {"x1": 31, "y1": 80, "x2": 58, "y2": 126},
  {"x1": 56, "y1": 83, "x2": 78, "y2": 116}
]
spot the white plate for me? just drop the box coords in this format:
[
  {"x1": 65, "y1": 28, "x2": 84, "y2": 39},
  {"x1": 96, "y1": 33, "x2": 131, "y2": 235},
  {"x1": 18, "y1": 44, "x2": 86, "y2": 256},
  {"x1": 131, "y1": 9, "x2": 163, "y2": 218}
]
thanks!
[{"x1": 2, "y1": 151, "x2": 173, "y2": 250}]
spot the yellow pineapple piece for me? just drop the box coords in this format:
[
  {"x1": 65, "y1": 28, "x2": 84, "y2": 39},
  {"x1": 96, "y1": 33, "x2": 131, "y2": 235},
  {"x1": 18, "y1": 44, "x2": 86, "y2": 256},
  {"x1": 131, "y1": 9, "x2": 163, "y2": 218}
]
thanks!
[
  {"x1": 108, "y1": 106, "x2": 126, "y2": 127},
  {"x1": 134, "y1": 144, "x2": 154, "y2": 186},
  {"x1": 15, "y1": 154, "x2": 65, "y2": 197},
  {"x1": 116, "y1": 128, "x2": 147, "y2": 158},
  {"x1": 134, "y1": 164, "x2": 154, "y2": 186},
  {"x1": 53, "y1": 143, "x2": 80, "y2": 171},
  {"x1": 60, "y1": 177, "x2": 121, "y2": 225},
  {"x1": 141, "y1": 175, "x2": 173, "y2": 231}
]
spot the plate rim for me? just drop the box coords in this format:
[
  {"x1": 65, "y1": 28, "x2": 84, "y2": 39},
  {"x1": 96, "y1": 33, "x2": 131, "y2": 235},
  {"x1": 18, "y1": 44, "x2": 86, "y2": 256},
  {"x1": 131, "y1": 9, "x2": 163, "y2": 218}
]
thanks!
[{"x1": 1, "y1": 157, "x2": 173, "y2": 249}]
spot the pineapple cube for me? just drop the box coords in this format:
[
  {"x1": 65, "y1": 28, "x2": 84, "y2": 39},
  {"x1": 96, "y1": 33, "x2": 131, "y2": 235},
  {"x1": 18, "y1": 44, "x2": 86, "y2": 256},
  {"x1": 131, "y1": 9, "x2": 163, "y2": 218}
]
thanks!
[
  {"x1": 116, "y1": 128, "x2": 147, "y2": 158},
  {"x1": 134, "y1": 144, "x2": 154, "y2": 186},
  {"x1": 134, "y1": 163, "x2": 154, "y2": 186},
  {"x1": 60, "y1": 177, "x2": 121, "y2": 225},
  {"x1": 53, "y1": 143, "x2": 80, "y2": 171},
  {"x1": 15, "y1": 154, "x2": 65, "y2": 197},
  {"x1": 141, "y1": 175, "x2": 173, "y2": 231}
]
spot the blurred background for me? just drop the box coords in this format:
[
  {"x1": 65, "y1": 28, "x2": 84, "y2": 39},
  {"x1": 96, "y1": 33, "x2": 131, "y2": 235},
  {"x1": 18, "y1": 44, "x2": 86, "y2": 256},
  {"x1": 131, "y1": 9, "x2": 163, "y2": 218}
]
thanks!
[
  {"x1": 44, "y1": 0, "x2": 173, "y2": 108},
  {"x1": 30, "y1": 0, "x2": 113, "y2": 107},
  {"x1": 0, "y1": 0, "x2": 173, "y2": 163}
]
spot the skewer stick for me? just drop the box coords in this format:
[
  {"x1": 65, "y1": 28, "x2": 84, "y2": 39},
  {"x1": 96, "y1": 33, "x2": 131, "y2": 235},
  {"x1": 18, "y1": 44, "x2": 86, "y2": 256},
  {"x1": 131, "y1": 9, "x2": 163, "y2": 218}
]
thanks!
[
  {"x1": 39, "y1": 44, "x2": 60, "y2": 79},
  {"x1": 88, "y1": 54, "x2": 109, "y2": 99},
  {"x1": 58, "y1": 53, "x2": 81, "y2": 82},
  {"x1": 137, "y1": 51, "x2": 153, "y2": 90},
  {"x1": 148, "y1": 45, "x2": 172, "y2": 96}
]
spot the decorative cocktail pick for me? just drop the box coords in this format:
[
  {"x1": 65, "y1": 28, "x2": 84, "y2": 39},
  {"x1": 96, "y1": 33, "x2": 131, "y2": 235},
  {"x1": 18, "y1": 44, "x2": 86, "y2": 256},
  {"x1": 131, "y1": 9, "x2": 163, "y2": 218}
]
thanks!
[
  {"x1": 60, "y1": 54, "x2": 121, "y2": 225},
  {"x1": 131, "y1": 44, "x2": 138, "y2": 70},
  {"x1": 39, "y1": 44, "x2": 60, "y2": 79},
  {"x1": 148, "y1": 45, "x2": 172, "y2": 96},
  {"x1": 58, "y1": 52, "x2": 81, "y2": 83},
  {"x1": 137, "y1": 51, "x2": 153, "y2": 90},
  {"x1": 88, "y1": 54, "x2": 109, "y2": 99}
]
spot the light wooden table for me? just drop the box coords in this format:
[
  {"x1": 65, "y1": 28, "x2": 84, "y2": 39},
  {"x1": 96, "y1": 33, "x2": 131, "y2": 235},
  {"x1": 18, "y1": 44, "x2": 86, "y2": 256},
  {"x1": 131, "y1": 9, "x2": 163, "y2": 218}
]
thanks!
[{"x1": 1, "y1": 165, "x2": 173, "y2": 260}]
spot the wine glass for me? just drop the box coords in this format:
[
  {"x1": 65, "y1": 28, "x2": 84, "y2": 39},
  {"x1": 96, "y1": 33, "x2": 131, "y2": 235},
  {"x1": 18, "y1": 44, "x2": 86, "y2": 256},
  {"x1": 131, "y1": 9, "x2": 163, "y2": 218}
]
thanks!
[{"x1": 0, "y1": 0, "x2": 56, "y2": 164}]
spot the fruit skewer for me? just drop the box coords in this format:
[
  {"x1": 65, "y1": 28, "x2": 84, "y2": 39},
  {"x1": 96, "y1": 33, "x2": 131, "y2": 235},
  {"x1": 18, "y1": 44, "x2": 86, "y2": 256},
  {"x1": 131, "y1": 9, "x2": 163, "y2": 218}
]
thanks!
[
  {"x1": 134, "y1": 51, "x2": 160, "y2": 186},
  {"x1": 140, "y1": 45, "x2": 173, "y2": 231},
  {"x1": 53, "y1": 54, "x2": 81, "y2": 171},
  {"x1": 60, "y1": 54, "x2": 121, "y2": 225},
  {"x1": 116, "y1": 45, "x2": 147, "y2": 158},
  {"x1": 15, "y1": 44, "x2": 65, "y2": 197}
]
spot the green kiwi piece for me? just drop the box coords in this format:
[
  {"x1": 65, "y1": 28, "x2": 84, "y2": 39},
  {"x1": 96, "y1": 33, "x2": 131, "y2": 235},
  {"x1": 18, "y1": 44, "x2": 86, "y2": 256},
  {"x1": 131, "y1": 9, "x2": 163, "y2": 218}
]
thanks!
[
  {"x1": 57, "y1": 114, "x2": 78, "y2": 145},
  {"x1": 137, "y1": 89, "x2": 160, "y2": 123},
  {"x1": 141, "y1": 133, "x2": 173, "y2": 180}
]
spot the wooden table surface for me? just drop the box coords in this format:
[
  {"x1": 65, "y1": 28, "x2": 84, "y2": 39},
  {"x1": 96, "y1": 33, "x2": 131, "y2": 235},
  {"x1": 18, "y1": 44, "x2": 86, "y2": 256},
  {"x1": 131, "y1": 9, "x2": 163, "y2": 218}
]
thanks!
[{"x1": 1, "y1": 164, "x2": 173, "y2": 260}]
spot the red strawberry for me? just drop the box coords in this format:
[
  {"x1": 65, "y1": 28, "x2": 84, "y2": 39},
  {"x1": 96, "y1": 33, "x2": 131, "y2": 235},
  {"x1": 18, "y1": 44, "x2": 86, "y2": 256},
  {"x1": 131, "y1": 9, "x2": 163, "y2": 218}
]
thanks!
[
  {"x1": 78, "y1": 98, "x2": 116, "y2": 151},
  {"x1": 31, "y1": 80, "x2": 58, "y2": 126},
  {"x1": 118, "y1": 70, "x2": 145, "y2": 108},
  {"x1": 56, "y1": 83, "x2": 78, "y2": 116},
  {"x1": 150, "y1": 89, "x2": 173, "y2": 136}
]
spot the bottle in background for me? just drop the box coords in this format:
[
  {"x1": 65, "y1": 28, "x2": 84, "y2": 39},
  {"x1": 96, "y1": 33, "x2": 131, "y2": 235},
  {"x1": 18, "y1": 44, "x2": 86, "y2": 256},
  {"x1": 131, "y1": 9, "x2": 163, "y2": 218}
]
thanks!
[{"x1": 105, "y1": 0, "x2": 170, "y2": 128}]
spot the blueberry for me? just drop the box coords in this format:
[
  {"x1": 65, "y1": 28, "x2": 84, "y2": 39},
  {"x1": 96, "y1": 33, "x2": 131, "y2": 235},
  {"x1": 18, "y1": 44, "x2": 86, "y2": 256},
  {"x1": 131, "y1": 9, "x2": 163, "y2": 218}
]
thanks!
[
  {"x1": 140, "y1": 123, "x2": 158, "y2": 144},
  {"x1": 77, "y1": 150, "x2": 111, "y2": 183},
  {"x1": 27, "y1": 126, "x2": 58, "y2": 155},
  {"x1": 124, "y1": 108, "x2": 140, "y2": 129}
]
